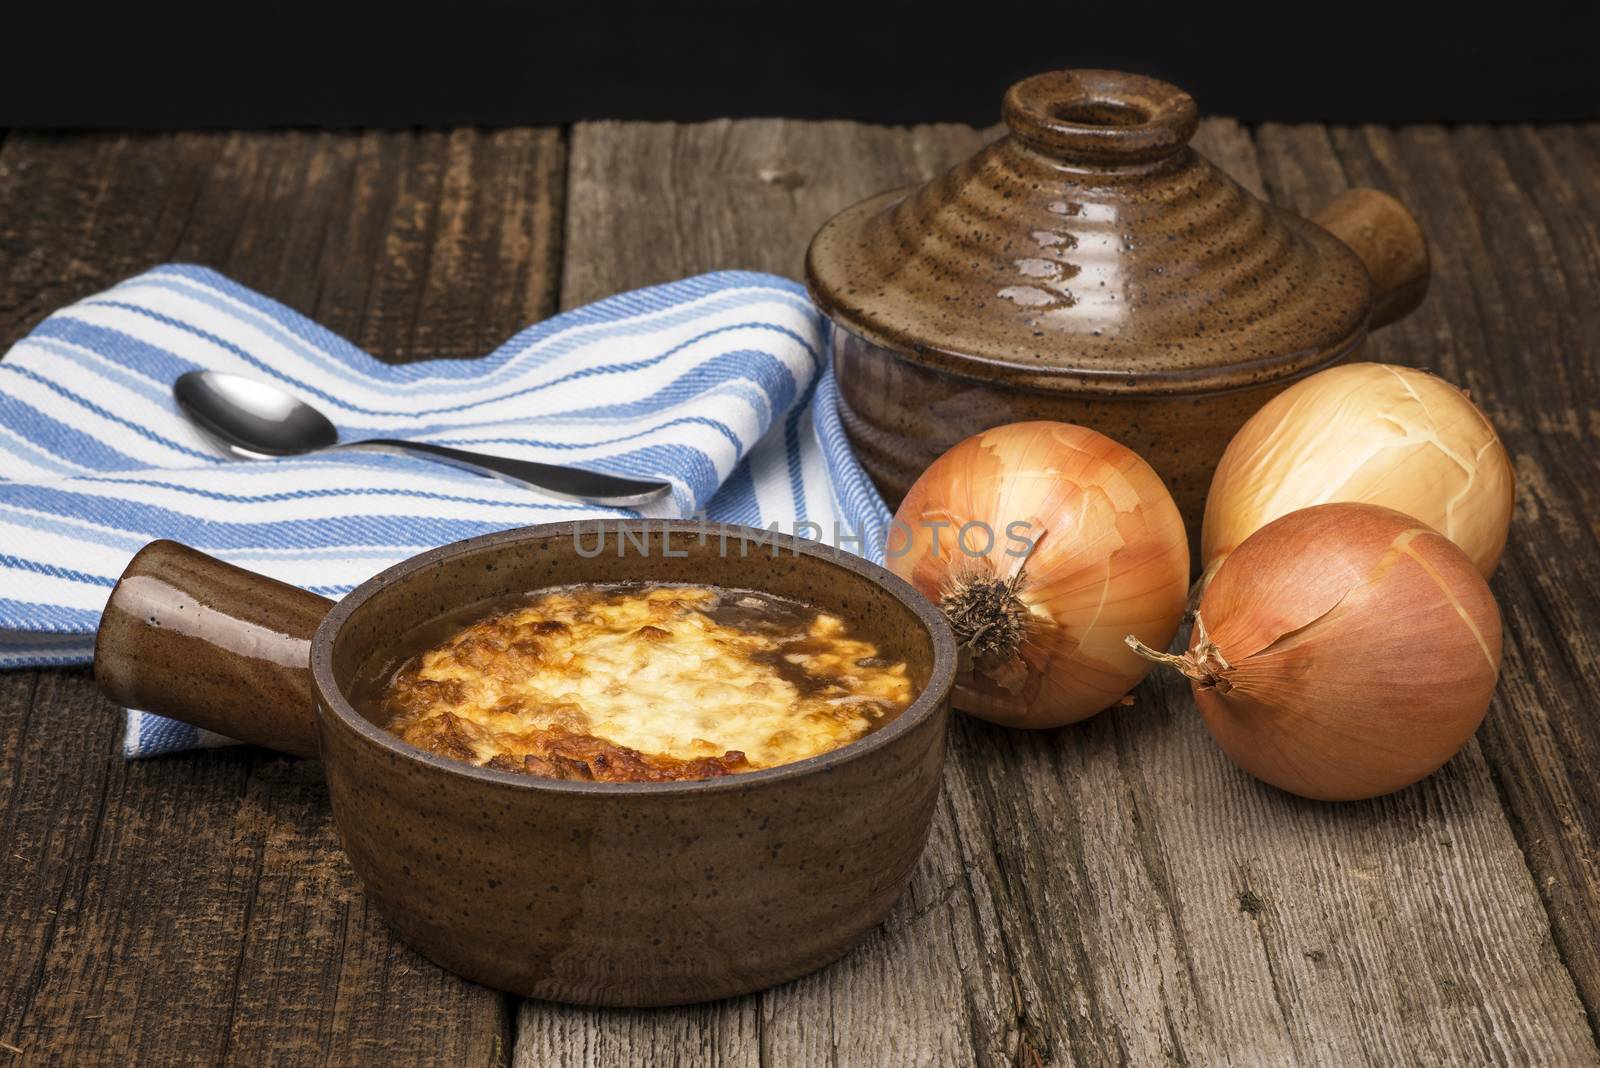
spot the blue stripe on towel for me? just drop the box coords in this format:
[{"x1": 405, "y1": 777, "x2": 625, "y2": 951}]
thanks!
[{"x1": 0, "y1": 266, "x2": 890, "y2": 758}]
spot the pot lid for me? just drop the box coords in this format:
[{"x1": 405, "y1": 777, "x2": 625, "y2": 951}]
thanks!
[{"x1": 805, "y1": 70, "x2": 1373, "y2": 395}]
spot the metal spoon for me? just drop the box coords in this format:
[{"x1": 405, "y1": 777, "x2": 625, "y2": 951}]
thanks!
[{"x1": 173, "y1": 371, "x2": 673, "y2": 506}]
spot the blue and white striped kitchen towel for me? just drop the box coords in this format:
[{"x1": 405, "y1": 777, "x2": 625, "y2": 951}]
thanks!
[{"x1": 0, "y1": 264, "x2": 891, "y2": 756}]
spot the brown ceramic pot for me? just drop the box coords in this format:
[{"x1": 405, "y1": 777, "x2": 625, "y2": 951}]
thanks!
[
  {"x1": 94, "y1": 522, "x2": 956, "y2": 1006},
  {"x1": 806, "y1": 69, "x2": 1430, "y2": 545}
]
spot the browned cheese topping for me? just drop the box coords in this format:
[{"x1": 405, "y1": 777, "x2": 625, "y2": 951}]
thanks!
[{"x1": 381, "y1": 585, "x2": 915, "y2": 783}]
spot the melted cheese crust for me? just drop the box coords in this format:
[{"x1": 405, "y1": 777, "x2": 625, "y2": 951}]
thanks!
[{"x1": 382, "y1": 585, "x2": 914, "y2": 782}]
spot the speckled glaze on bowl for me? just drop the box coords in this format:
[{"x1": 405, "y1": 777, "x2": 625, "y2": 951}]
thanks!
[
  {"x1": 806, "y1": 69, "x2": 1430, "y2": 539},
  {"x1": 94, "y1": 522, "x2": 956, "y2": 1006}
]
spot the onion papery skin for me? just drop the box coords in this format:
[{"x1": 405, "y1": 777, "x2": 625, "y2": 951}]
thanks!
[
  {"x1": 1202, "y1": 362, "x2": 1514, "y2": 579},
  {"x1": 1193, "y1": 502, "x2": 1502, "y2": 801},
  {"x1": 889, "y1": 421, "x2": 1189, "y2": 728}
]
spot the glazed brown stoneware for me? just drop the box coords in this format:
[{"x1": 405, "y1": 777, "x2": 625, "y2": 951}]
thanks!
[
  {"x1": 94, "y1": 522, "x2": 956, "y2": 1006},
  {"x1": 806, "y1": 69, "x2": 1430, "y2": 538}
]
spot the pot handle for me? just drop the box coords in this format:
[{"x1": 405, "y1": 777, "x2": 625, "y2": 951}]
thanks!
[
  {"x1": 1313, "y1": 188, "x2": 1430, "y2": 329},
  {"x1": 94, "y1": 540, "x2": 334, "y2": 758}
]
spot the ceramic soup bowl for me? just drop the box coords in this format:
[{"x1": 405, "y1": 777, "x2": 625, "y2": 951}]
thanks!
[{"x1": 94, "y1": 521, "x2": 956, "y2": 1006}]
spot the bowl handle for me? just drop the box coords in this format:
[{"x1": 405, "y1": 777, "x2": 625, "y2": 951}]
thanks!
[
  {"x1": 1313, "y1": 188, "x2": 1430, "y2": 330},
  {"x1": 94, "y1": 540, "x2": 334, "y2": 758}
]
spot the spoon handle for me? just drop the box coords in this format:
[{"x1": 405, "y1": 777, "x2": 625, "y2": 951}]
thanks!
[{"x1": 344, "y1": 439, "x2": 673, "y2": 507}]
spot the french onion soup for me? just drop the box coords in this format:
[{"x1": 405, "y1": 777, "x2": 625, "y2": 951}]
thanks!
[{"x1": 360, "y1": 584, "x2": 916, "y2": 783}]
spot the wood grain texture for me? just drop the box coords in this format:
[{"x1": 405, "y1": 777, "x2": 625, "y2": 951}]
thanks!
[
  {"x1": 518, "y1": 117, "x2": 1600, "y2": 1067},
  {"x1": 0, "y1": 126, "x2": 565, "y2": 1066},
  {"x1": 1255, "y1": 119, "x2": 1600, "y2": 1028},
  {"x1": 558, "y1": 118, "x2": 1000, "y2": 307}
]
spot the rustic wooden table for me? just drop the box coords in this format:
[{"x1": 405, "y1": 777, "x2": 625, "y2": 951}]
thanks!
[{"x1": 0, "y1": 117, "x2": 1597, "y2": 1067}]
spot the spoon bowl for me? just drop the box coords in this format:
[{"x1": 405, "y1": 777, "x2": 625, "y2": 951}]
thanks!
[
  {"x1": 173, "y1": 370, "x2": 674, "y2": 506},
  {"x1": 175, "y1": 370, "x2": 340, "y2": 458}
]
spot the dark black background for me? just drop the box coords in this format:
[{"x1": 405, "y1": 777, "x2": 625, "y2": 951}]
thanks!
[{"x1": 1, "y1": 1, "x2": 1595, "y2": 128}]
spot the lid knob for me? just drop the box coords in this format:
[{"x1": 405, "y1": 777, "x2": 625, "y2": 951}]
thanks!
[{"x1": 1003, "y1": 70, "x2": 1198, "y2": 165}]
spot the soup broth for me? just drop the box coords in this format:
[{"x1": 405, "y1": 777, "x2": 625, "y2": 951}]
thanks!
[{"x1": 359, "y1": 583, "x2": 917, "y2": 783}]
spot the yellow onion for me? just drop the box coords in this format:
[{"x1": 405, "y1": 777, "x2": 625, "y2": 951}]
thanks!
[
  {"x1": 888, "y1": 421, "x2": 1189, "y2": 728},
  {"x1": 1131, "y1": 502, "x2": 1501, "y2": 801},
  {"x1": 1203, "y1": 362, "x2": 1514, "y2": 580}
]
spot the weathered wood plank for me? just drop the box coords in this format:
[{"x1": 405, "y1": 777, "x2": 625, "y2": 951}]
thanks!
[
  {"x1": 0, "y1": 126, "x2": 566, "y2": 1065},
  {"x1": 1264, "y1": 118, "x2": 1600, "y2": 1029},
  {"x1": 557, "y1": 118, "x2": 1001, "y2": 307},
  {"x1": 533, "y1": 118, "x2": 1006, "y2": 1068},
  {"x1": 523, "y1": 117, "x2": 1600, "y2": 1066},
  {"x1": 1471, "y1": 122, "x2": 1600, "y2": 1024}
]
